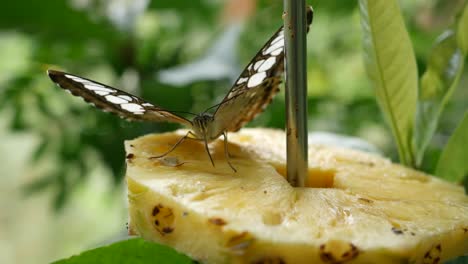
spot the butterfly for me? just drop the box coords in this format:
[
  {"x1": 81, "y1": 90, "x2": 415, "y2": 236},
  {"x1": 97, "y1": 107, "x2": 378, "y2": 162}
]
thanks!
[{"x1": 47, "y1": 6, "x2": 313, "y2": 172}]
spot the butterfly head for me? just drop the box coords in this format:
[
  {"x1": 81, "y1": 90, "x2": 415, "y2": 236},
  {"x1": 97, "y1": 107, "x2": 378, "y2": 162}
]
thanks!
[{"x1": 192, "y1": 113, "x2": 216, "y2": 140}]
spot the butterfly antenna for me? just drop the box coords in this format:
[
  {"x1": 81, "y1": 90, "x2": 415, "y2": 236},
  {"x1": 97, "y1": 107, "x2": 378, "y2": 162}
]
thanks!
[
  {"x1": 203, "y1": 102, "x2": 222, "y2": 113},
  {"x1": 202, "y1": 91, "x2": 246, "y2": 113},
  {"x1": 169, "y1": 110, "x2": 198, "y2": 116}
]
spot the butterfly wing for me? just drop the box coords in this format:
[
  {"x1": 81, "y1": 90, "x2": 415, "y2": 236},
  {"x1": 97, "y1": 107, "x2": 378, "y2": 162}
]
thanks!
[
  {"x1": 210, "y1": 6, "x2": 314, "y2": 136},
  {"x1": 47, "y1": 70, "x2": 192, "y2": 126}
]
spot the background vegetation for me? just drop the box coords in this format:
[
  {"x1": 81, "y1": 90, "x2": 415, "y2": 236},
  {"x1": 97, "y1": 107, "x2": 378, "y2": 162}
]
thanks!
[{"x1": 0, "y1": 0, "x2": 466, "y2": 263}]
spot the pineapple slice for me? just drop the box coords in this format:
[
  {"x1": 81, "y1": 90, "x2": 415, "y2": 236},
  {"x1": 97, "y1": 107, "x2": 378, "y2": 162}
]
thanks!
[{"x1": 126, "y1": 128, "x2": 468, "y2": 264}]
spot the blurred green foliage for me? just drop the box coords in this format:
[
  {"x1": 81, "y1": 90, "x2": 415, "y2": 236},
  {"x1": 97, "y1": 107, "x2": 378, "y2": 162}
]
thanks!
[
  {"x1": 52, "y1": 238, "x2": 194, "y2": 264},
  {"x1": 0, "y1": 0, "x2": 466, "y2": 209}
]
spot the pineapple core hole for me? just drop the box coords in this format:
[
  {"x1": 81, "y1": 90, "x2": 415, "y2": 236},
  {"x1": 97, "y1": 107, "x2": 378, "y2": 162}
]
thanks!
[
  {"x1": 274, "y1": 166, "x2": 335, "y2": 188},
  {"x1": 262, "y1": 211, "x2": 283, "y2": 226}
]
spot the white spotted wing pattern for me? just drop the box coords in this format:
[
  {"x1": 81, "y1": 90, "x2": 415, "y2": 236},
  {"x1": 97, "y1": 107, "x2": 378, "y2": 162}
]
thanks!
[
  {"x1": 47, "y1": 6, "x2": 313, "y2": 172},
  {"x1": 47, "y1": 71, "x2": 192, "y2": 126},
  {"x1": 214, "y1": 6, "x2": 313, "y2": 134}
]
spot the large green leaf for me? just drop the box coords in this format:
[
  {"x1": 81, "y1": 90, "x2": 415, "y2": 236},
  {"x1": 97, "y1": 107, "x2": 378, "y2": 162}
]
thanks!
[
  {"x1": 52, "y1": 238, "x2": 193, "y2": 264},
  {"x1": 446, "y1": 255, "x2": 468, "y2": 264},
  {"x1": 359, "y1": 0, "x2": 418, "y2": 166},
  {"x1": 415, "y1": 30, "x2": 464, "y2": 167},
  {"x1": 457, "y1": 3, "x2": 468, "y2": 55},
  {"x1": 436, "y1": 111, "x2": 468, "y2": 186}
]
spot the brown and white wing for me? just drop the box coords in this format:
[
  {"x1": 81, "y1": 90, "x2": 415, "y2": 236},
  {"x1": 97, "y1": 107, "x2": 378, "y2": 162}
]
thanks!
[
  {"x1": 47, "y1": 70, "x2": 192, "y2": 126},
  {"x1": 211, "y1": 6, "x2": 313, "y2": 135}
]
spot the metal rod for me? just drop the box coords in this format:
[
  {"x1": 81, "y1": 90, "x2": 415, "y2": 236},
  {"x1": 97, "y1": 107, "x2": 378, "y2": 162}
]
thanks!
[{"x1": 284, "y1": 0, "x2": 309, "y2": 187}]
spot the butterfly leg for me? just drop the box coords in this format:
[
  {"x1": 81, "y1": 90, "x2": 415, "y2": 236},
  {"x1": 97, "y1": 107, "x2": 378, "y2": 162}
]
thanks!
[
  {"x1": 223, "y1": 132, "x2": 237, "y2": 172},
  {"x1": 150, "y1": 131, "x2": 195, "y2": 159},
  {"x1": 203, "y1": 137, "x2": 216, "y2": 168}
]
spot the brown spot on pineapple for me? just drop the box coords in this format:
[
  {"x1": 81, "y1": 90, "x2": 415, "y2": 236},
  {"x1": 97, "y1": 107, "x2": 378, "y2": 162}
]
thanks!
[
  {"x1": 225, "y1": 231, "x2": 255, "y2": 255},
  {"x1": 162, "y1": 227, "x2": 174, "y2": 234},
  {"x1": 422, "y1": 244, "x2": 443, "y2": 264},
  {"x1": 358, "y1": 161, "x2": 375, "y2": 167},
  {"x1": 152, "y1": 206, "x2": 160, "y2": 216},
  {"x1": 251, "y1": 256, "x2": 286, "y2": 264},
  {"x1": 126, "y1": 153, "x2": 135, "y2": 159},
  {"x1": 357, "y1": 197, "x2": 373, "y2": 204},
  {"x1": 150, "y1": 203, "x2": 175, "y2": 236},
  {"x1": 209, "y1": 218, "x2": 227, "y2": 226},
  {"x1": 319, "y1": 241, "x2": 359, "y2": 263},
  {"x1": 391, "y1": 227, "x2": 404, "y2": 235},
  {"x1": 320, "y1": 252, "x2": 334, "y2": 263}
]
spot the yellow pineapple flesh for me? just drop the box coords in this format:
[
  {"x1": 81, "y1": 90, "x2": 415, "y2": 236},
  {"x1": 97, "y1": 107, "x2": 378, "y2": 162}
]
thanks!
[{"x1": 126, "y1": 128, "x2": 468, "y2": 264}]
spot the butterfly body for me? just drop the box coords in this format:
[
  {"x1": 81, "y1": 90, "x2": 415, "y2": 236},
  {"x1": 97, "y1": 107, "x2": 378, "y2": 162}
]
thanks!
[
  {"x1": 47, "y1": 7, "x2": 313, "y2": 172},
  {"x1": 191, "y1": 113, "x2": 218, "y2": 141}
]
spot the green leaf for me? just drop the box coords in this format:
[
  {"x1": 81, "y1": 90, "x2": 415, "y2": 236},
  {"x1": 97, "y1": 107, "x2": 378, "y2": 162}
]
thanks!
[
  {"x1": 457, "y1": 3, "x2": 468, "y2": 54},
  {"x1": 445, "y1": 255, "x2": 468, "y2": 264},
  {"x1": 52, "y1": 238, "x2": 194, "y2": 264},
  {"x1": 359, "y1": 0, "x2": 418, "y2": 166},
  {"x1": 415, "y1": 30, "x2": 465, "y2": 167},
  {"x1": 435, "y1": 111, "x2": 468, "y2": 185}
]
